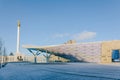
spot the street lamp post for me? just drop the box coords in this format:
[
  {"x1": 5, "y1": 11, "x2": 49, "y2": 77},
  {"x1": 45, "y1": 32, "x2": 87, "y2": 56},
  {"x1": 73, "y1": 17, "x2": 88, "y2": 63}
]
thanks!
[{"x1": 0, "y1": 51, "x2": 3, "y2": 68}]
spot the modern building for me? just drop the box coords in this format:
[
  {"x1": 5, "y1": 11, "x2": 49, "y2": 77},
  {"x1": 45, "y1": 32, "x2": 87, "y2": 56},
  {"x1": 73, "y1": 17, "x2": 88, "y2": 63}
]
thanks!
[{"x1": 23, "y1": 40, "x2": 120, "y2": 63}]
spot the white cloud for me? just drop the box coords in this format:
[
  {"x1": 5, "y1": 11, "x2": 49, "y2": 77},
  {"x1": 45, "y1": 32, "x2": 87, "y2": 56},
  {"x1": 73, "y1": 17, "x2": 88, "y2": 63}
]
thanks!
[
  {"x1": 73, "y1": 31, "x2": 96, "y2": 41},
  {"x1": 52, "y1": 31, "x2": 96, "y2": 41},
  {"x1": 52, "y1": 33, "x2": 70, "y2": 38}
]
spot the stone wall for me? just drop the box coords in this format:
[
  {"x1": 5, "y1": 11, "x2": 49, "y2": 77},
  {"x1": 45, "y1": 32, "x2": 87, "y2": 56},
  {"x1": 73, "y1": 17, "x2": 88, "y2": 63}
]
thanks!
[{"x1": 101, "y1": 40, "x2": 120, "y2": 63}]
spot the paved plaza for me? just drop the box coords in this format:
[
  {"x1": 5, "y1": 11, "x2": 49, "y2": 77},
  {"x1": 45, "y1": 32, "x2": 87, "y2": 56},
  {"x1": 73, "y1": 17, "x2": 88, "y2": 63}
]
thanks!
[{"x1": 0, "y1": 62, "x2": 120, "y2": 80}]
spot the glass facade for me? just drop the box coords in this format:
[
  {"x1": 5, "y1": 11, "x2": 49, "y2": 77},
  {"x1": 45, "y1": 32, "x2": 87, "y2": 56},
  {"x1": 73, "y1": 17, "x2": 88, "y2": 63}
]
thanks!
[{"x1": 112, "y1": 50, "x2": 120, "y2": 62}]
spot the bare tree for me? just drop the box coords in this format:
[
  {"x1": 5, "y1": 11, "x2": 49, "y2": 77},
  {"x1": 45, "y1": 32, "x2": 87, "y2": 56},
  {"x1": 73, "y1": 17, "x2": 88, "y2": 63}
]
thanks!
[
  {"x1": 0, "y1": 39, "x2": 3, "y2": 68},
  {"x1": 0, "y1": 38, "x2": 7, "y2": 68},
  {"x1": 9, "y1": 52, "x2": 14, "y2": 56}
]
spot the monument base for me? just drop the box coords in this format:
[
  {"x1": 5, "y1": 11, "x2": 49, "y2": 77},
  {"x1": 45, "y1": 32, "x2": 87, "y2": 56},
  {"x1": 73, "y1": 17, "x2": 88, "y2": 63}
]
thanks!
[{"x1": 14, "y1": 52, "x2": 25, "y2": 62}]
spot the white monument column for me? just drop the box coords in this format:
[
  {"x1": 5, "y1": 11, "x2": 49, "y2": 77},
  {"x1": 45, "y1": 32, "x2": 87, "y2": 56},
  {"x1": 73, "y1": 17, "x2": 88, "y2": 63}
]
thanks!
[
  {"x1": 14, "y1": 20, "x2": 23, "y2": 62},
  {"x1": 16, "y1": 20, "x2": 20, "y2": 54}
]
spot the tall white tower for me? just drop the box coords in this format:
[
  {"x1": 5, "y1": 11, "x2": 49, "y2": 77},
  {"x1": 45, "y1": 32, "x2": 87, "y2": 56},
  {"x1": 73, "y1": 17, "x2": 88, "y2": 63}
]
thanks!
[
  {"x1": 16, "y1": 20, "x2": 20, "y2": 54},
  {"x1": 14, "y1": 20, "x2": 24, "y2": 62}
]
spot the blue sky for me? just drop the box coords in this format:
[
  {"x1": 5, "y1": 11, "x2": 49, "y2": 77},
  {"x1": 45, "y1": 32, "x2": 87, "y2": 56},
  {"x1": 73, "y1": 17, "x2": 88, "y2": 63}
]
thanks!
[{"x1": 0, "y1": 0, "x2": 120, "y2": 54}]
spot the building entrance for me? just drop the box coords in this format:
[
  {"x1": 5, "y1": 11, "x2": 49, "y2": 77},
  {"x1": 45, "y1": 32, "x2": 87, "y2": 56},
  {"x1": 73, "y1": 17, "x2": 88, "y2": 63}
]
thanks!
[{"x1": 112, "y1": 50, "x2": 120, "y2": 62}]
